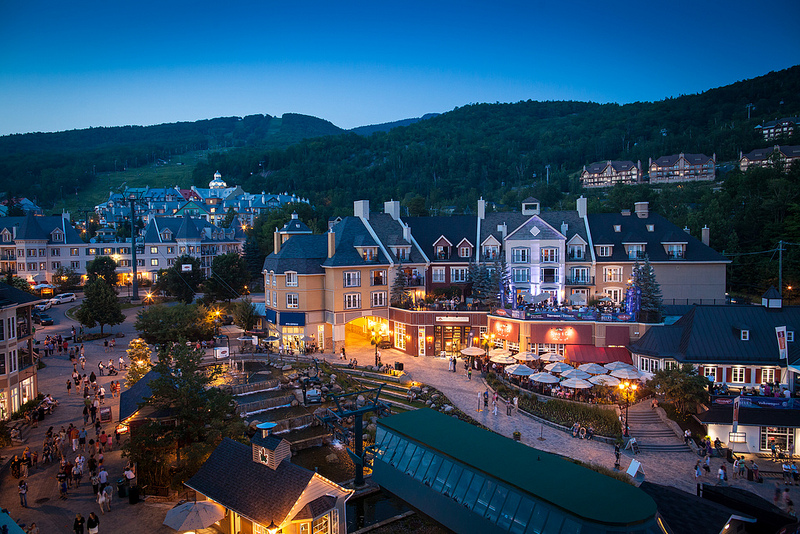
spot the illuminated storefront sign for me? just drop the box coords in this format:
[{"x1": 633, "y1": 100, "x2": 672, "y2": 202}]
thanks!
[{"x1": 493, "y1": 321, "x2": 519, "y2": 342}]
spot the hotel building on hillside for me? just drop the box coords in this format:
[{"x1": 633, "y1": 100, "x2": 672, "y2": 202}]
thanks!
[
  {"x1": 580, "y1": 160, "x2": 642, "y2": 188},
  {"x1": 648, "y1": 153, "x2": 716, "y2": 184}
]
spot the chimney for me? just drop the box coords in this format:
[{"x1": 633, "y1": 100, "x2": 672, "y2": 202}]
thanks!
[
  {"x1": 560, "y1": 222, "x2": 568, "y2": 236},
  {"x1": 497, "y1": 223, "x2": 507, "y2": 240},
  {"x1": 273, "y1": 228, "x2": 281, "y2": 254},
  {"x1": 576, "y1": 196, "x2": 587, "y2": 218},
  {"x1": 384, "y1": 200, "x2": 400, "y2": 220},
  {"x1": 701, "y1": 225, "x2": 710, "y2": 247},
  {"x1": 402, "y1": 224, "x2": 411, "y2": 243},
  {"x1": 477, "y1": 197, "x2": 486, "y2": 220},
  {"x1": 648, "y1": 157, "x2": 652, "y2": 169},
  {"x1": 327, "y1": 230, "x2": 336, "y2": 258},
  {"x1": 683, "y1": 226, "x2": 691, "y2": 234},
  {"x1": 354, "y1": 200, "x2": 370, "y2": 220},
  {"x1": 621, "y1": 209, "x2": 631, "y2": 216},
  {"x1": 634, "y1": 201, "x2": 649, "y2": 219}
]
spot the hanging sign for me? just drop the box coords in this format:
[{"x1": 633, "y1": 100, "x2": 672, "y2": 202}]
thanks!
[{"x1": 776, "y1": 326, "x2": 788, "y2": 359}]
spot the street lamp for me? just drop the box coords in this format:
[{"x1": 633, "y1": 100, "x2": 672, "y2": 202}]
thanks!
[
  {"x1": 618, "y1": 381, "x2": 638, "y2": 437},
  {"x1": 371, "y1": 329, "x2": 381, "y2": 367},
  {"x1": 214, "y1": 309, "x2": 221, "y2": 337}
]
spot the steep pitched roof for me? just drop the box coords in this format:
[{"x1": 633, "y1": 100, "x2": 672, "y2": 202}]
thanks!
[
  {"x1": 0, "y1": 283, "x2": 42, "y2": 308},
  {"x1": 321, "y1": 217, "x2": 390, "y2": 268},
  {"x1": 402, "y1": 215, "x2": 475, "y2": 262},
  {"x1": 367, "y1": 213, "x2": 425, "y2": 264},
  {"x1": 262, "y1": 235, "x2": 328, "y2": 275},
  {"x1": 186, "y1": 438, "x2": 315, "y2": 526},
  {"x1": 629, "y1": 305, "x2": 800, "y2": 365},
  {"x1": 583, "y1": 160, "x2": 637, "y2": 174},
  {"x1": 651, "y1": 153, "x2": 714, "y2": 167},
  {"x1": 506, "y1": 215, "x2": 564, "y2": 242},
  {"x1": 587, "y1": 212, "x2": 727, "y2": 262}
]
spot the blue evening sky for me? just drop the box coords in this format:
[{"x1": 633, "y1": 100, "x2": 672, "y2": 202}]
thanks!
[{"x1": 1, "y1": 0, "x2": 798, "y2": 135}]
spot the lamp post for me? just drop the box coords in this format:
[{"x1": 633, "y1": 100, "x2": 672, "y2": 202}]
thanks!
[
  {"x1": 371, "y1": 329, "x2": 380, "y2": 367},
  {"x1": 214, "y1": 309, "x2": 221, "y2": 337},
  {"x1": 618, "y1": 381, "x2": 638, "y2": 437}
]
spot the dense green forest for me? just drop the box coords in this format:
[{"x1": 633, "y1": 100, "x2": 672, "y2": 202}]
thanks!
[
  {"x1": 0, "y1": 114, "x2": 343, "y2": 207},
  {"x1": 1, "y1": 65, "x2": 799, "y2": 297}
]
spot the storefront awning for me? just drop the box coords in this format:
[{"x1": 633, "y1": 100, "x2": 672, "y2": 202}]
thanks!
[{"x1": 565, "y1": 346, "x2": 632, "y2": 365}]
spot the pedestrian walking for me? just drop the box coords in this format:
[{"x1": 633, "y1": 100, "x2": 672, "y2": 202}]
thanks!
[
  {"x1": 492, "y1": 399, "x2": 498, "y2": 416},
  {"x1": 717, "y1": 464, "x2": 727, "y2": 485},
  {"x1": 73, "y1": 514, "x2": 85, "y2": 534},
  {"x1": 87, "y1": 512, "x2": 100, "y2": 534},
  {"x1": 98, "y1": 361, "x2": 104, "y2": 376},
  {"x1": 694, "y1": 461, "x2": 702, "y2": 481},
  {"x1": 467, "y1": 368, "x2": 472, "y2": 380},
  {"x1": 98, "y1": 466, "x2": 108, "y2": 490},
  {"x1": 97, "y1": 489, "x2": 109, "y2": 514},
  {"x1": 102, "y1": 485, "x2": 113, "y2": 510},
  {"x1": 66, "y1": 379, "x2": 72, "y2": 395},
  {"x1": 18, "y1": 479, "x2": 28, "y2": 507},
  {"x1": 704, "y1": 455, "x2": 711, "y2": 474}
]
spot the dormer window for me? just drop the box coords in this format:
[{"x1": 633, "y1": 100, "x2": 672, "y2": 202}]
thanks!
[
  {"x1": 1, "y1": 230, "x2": 10, "y2": 243},
  {"x1": 625, "y1": 244, "x2": 645, "y2": 260},
  {"x1": 646, "y1": 224, "x2": 655, "y2": 232},
  {"x1": 482, "y1": 245, "x2": 499, "y2": 260},
  {"x1": 459, "y1": 246, "x2": 471, "y2": 258},
  {"x1": 362, "y1": 247, "x2": 378, "y2": 261},
  {"x1": 741, "y1": 330, "x2": 749, "y2": 341},
  {"x1": 788, "y1": 331, "x2": 795, "y2": 342},
  {"x1": 664, "y1": 244, "x2": 685, "y2": 260},
  {"x1": 568, "y1": 244, "x2": 585, "y2": 260},
  {"x1": 435, "y1": 246, "x2": 449, "y2": 260},
  {"x1": 613, "y1": 225, "x2": 622, "y2": 232},
  {"x1": 596, "y1": 245, "x2": 612, "y2": 257}
]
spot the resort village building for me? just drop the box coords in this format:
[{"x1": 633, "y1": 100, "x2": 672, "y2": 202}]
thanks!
[{"x1": 0, "y1": 283, "x2": 41, "y2": 420}]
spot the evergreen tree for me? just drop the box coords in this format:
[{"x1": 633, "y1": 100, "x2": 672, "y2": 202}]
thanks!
[
  {"x1": 471, "y1": 262, "x2": 493, "y2": 305},
  {"x1": 153, "y1": 255, "x2": 204, "y2": 304},
  {"x1": 635, "y1": 256, "x2": 663, "y2": 323},
  {"x1": 494, "y1": 257, "x2": 511, "y2": 307},
  {"x1": 204, "y1": 252, "x2": 250, "y2": 302},
  {"x1": 242, "y1": 237, "x2": 265, "y2": 281},
  {"x1": 125, "y1": 338, "x2": 153, "y2": 387},
  {"x1": 75, "y1": 279, "x2": 125, "y2": 334},
  {"x1": 233, "y1": 297, "x2": 258, "y2": 332},
  {"x1": 390, "y1": 263, "x2": 408, "y2": 306}
]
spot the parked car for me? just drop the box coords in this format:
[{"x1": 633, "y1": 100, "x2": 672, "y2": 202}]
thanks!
[
  {"x1": 49, "y1": 293, "x2": 76, "y2": 304},
  {"x1": 34, "y1": 301, "x2": 52, "y2": 311},
  {"x1": 33, "y1": 313, "x2": 54, "y2": 326},
  {"x1": 220, "y1": 314, "x2": 234, "y2": 326}
]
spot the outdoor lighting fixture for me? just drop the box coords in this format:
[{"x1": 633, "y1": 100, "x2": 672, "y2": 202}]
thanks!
[
  {"x1": 267, "y1": 520, "x2": 279, "y2": 534},
  {"x1": 618, "y1": 381, "x2": 638, "y2": 437}
]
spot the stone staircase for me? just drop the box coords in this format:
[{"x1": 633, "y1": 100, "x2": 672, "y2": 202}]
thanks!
[{"x1": 626, "y1": 403, "x2": 690, "y2": 453}]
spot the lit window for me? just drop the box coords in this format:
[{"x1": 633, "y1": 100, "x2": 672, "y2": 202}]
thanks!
[
  {"x1": 704, "y1": 367, "x2": 716, "y2": 382},
  {"x1": 286, "y1": 293, "x2": 298, "y2": 308},
  {"x1": 541, "y1": 248, "x2": 558, "y2": 263},
  {"x1": 459, "y1": 246, "x2": 471, "y2": 258},
  {"x1": 732, "y1": 367, "x2": 745, "y2": 383},
  {"x1": 788, "y1": 331, "x2": 795, "y2": 343},
  {"x1": 150, "y1": 247, "x2": 158, "y2": 254},
  {"x1": 741, "y1": 330, "x2": 749, "y2": 341},
  {"x1": 762, "y1": 369, "x2": 775, "y2": 383},
  {"x1": 150, "y1": 259, "x2": 158, "y2": 266},
  {"x1": 344, "y1": 293, "x2": 361, "y2": 309},
  {"x1": 285, "y1": 272, "x2": 298, "y2": 287}
]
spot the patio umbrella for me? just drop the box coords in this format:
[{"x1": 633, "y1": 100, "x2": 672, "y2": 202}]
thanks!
[
  {"x1": 538, "y1": 352, "x2": 565, "y2": 363},
  {"x1": 531, "y1": 372, "x2": 560, "y2": 384},
  {"x1": 604, "y1": 361, "x2": 636, "y2": 372},
  {"x1": 488, "y1": 348, "x2": 511, "y2": 357},
  {"x1": 461, "y1": 347, "x2": 486, "y2": 356},
  {"x1": 610, "y1": 368, "x2": 643, "y2": 380},
  {"x1": 514, "y1": 351, "x2": 539, "y2": 361},
  {"x1": 504, "y1": 364, "x2": 535, "y2": 377},
  {"x1": 561, "y1": 377, "x2": 592, "y2": 389},
  {"x1": 264, "y1": 335, "x2": 280, "y2": 342},
  {"x1": 530, "y1": 293, "x2": 551, "y2": 304},
  {"x1": 578, "y1": 363, "x2": 609, "y2": 375},
  {"x1": 561, "y1": 368, "x2": 591, "y2": 380},
  {"x1": 568, "y1": 293, "x2": 586, "y2": 305},
  {"x1": 598, "y1": 296, "x2": 613, "y2": 303},
  {"x1": 164, "y1": 501, "x2": 226, "y2": 531},
  {"x1": 589, "y1": 374, "x2": 621, "y2": 387},
  {"x1": 490, "y1": 354, "x2": 517, "y2": 365},
  {"x1": 544, "y1": 362, "x2": 574, "y2": 374}
]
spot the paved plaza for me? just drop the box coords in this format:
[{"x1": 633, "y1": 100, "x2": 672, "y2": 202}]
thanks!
[{"x1": 0, "y1": 297, "x2": 792, "y2": 533}]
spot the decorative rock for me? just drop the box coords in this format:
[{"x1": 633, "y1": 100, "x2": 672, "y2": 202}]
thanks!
[
  {"x1": 426, "y1": 400, "x2": 432, "y2": 406},
  {"x1": 410, "y1": 386, "x2": 421, "y2": 393},
  {"x1": 431, "y1": 393, "x2": 440, "y2": 400},
  {"x1": 422, "y1": 388, "x2": 430, "y2": 394},
  {"x1": 362, "y1": 433, "x2": 370, "y2": 442},
  {"x1": 325, "y1": 453, "x2": 340, "y2": 464},
  {"x1": 282, "y1": 365, "x2": 293, "y2": 371},
  {"x1": 366, "y1": 423, "x2": 377, "y2": 433},
  {"x1": 288, "y1": 373, "x2": 299, "y2": 380},
  {"x1": 443, "y1": 405, "x2": 454, "y2": 413},
  {"x1": 291, "y1": 399, "x2": 299, "y2": 407}
]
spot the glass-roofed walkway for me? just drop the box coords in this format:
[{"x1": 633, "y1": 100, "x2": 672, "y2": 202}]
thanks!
[{"x1": 372, "y1": 409, "x2": 670, "y2": 534}]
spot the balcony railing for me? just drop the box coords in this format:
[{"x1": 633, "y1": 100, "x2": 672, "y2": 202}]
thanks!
[
  {"x1": 627, "y1": 251, "x2": 647, "y2": 260},
  {"x1": 565, "y1": 276, "x2": 595, "y2": 285},
  {"x1": 540, "y1": 275, "x2": 559, "y2": 284},
  {"x1": 435, "y1": 252, "x2": 450, "y2": 260},
  {"x1": 371, "y1": 277, "x2": 387, "y2": 286},
  {"x1": 667, "y1": 251, "x2": 685, "y2": 260},
  {"x1": 568, "y1": 252, "x2": 585, "y2": 261},
  {"x1": 406, "y1": 276, "x2": 425, "y2": 287},
  {"x1": 482, "y1": 252, "x2": 500, "y2": 261}
]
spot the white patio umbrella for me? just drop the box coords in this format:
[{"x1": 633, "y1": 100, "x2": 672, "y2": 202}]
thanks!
[
  {"x1": 164, "y1": 501, "x2": 226, "y2": 531},
  {"x1": 610, "y1": 368, "x2": 643, "y2": 380},
  {"x1": 544, "y1": 362, "x2": 574, "y2": 374},
  {"x1": 490, "y1": 354, "x2": 517, "y2": 365},
  {"x1": 461, "y1": 347, "x2": 486, "y2": 356},
  {"x1": 514, "y1": 351, "x2": 539, "y2": 362},
  {"x1": 589, "y1": 374, "x2": 621, "y2": 387},
  {"x1": 488, "y1": 348, "x2": 512, "y2": 357},
  {"x1": 604, "y1": 361, "x2": 636, "y2": 372},
  {"x1": 561, "y1": 377, "x2": 593, "y2": 389},
  {"x1": 504, "y1": 363, "x2": 536, "y2": 377},
  {"x1": 539, "y1": 352, "x2": 565, "y2": 363},
  {"x1": 567, "y1": 293, "x2": 587, "y2": 305},
  {"x1": 561, "y1": 368, "x2": 591, "y2": 380},
  {"x1": 578, "y1": 363, "x2": 609, "y2": 375},
  {"x1": 531, "y1": 372, "x2": 560, "y2": 384}
]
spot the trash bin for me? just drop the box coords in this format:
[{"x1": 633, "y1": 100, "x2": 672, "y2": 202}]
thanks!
[
  {"x1": 395, "y1": 362, "x2": 404, "y2": 371},
  {"x1": 117, "y1": 479, "x2": 127, "y2": 498},
  {"x1": 128, "y1": 485, "x2": 139, "y2": 504},
  {"x1": 746, "y1": 466, "x2": 754, "y2": 481}
]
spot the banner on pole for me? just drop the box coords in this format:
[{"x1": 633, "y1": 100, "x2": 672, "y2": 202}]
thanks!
[{"x1": 777, "y1": 326, "x2": 788, "y2": 359}]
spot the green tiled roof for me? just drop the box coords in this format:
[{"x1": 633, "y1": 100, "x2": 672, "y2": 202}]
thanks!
[{"x1": 379, "y1": 408, "x2": 656, "y2": 525}]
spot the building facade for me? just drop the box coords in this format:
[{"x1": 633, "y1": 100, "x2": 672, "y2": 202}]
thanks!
[
  {"x1": 756, "y1": 118, "x2": 798, "y2": 141},
  {"x1": 0, "y1": 284, "x2": 41, "y2": 420},
  {"x1": 648, "y1": 153, "x2": 716, "y2": 184},
  {"x1": 739, "y1": 145, "x2": 800, "y2": 172},
  {"x1": 580, "y1": 160, "x2": 642, "y2": 188}
]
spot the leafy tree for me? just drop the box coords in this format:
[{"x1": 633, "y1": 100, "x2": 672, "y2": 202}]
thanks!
[
  {"x1": 125, "y1": 338, "x2": 152, "y2": 387},
  {"x1": 75, "y1": 278, "x2": 124, "y2": 334},
  {"x1": 204, "y1": 252, "x2": 250, "y2": 302},
  {"x1": 650, "y1": 364, "x2": 709, "y2": 415},
  {"x1": 153, "y1": 255, "x2": 203, "y2": 304},
  {"x1": 242, "y1": 237, "x2": 265, "y2": 281},
  {"x1": 122, "y1": 342, "x2": 246, "y2": 487},
  {"x1": 134, "y1": 303, "x2": 215, "y2": 345},
  {"x1": 390, "y1": 263, "x2": 409, "y2": 306},
  {"x1": 634, "y1": 257, "x2": 663, "y2": 323},
  {"x1": 232, "y1": 297, "x2": 257, "y2": 331},
  {"x1": 221, "y1": 207, "x2": 237, "y2": 228},
  {"x1": 52, "y1": 266, "x2": 81, "y2": 293},
  {"x1": 405, "y1": 195, "x2": 428, "y2": 217},
  {"x1": 86, "y1": 256, "x2": 118, "y2": 285},
  {"x1": 4, "y1": 274, "x2": 35, "y2": 294}
]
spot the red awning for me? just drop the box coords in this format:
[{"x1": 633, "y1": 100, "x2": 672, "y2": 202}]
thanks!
[{"x1": 564, "y1": 346, "x2": 632, "y2": 365}]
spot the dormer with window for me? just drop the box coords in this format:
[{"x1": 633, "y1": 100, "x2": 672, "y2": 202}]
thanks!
[
  {"x1": 1, "y1": 229, "x2": 11, "y2": 243},
  {"x1": 595, "y1": 245, "x2": 613, "y2": 258},
  {"x1": 356, "y1": 246, "x2": 379, "y2": 262},
  {"x1": 662, "y1": 241, "x2": 686, "y2": 260},
  {"x1": 613, "y1": 225, "x2": 622, "y2": 233},
  {"x1": 433, "y1": 236, "x2": 452, "y2": 260},
  {"x1": 481, "y1": 236, "x2": 501, "y2": 261},
  {"x1": 457, "y1": 239, "x2": 473, "y2": 259},
  {"x1": 51, "y1": 229, "x2": 64, "y2": 243},
  {"x1": 160, "y1": 228, "x2": 173, "y2": 242},
  {"x1": 733, "y1": 323, "x2": 750, "y2": 341},
  {"x1": 392, "y1": 246, "x2": 411, "y2": 261},
  {"x1": 624, "y1": 243, "x2": 646, "y2": 260},
  {"x1": 566, "y1": 235, "x2": 587, "y2": 261}
]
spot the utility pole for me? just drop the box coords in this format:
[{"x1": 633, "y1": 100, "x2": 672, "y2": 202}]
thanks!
[
  {"x1": 746, "y1": 103, "x2": 754, "y2": 120},
  {"x1": 779, "y1": 240, "x2": 784, "y2": 297},
  {"x1": 545, "y1": 165, "x2": 551, "y2": 185},
  {"x1": 129, "y1": 194, "x2": 140, "y2": 302}
]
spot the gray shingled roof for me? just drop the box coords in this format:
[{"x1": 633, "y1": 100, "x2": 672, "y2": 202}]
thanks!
[
  {"x1": 403, "y1": 215, "x2": 476, "y2": 263},
  {"x1": 480, "y1": 211, "x2": 529, "y2": 246},
  {"x1": 118, "y1": 369, "x2": 159, "y2": 421},
  {"x1": 186, "y1": 438, "x2": 315, "y2": 526},
  {"x1": 742, "y1": 145, "x2": 800, "y2": 162},
  {"x1": 322, "y1": 217, "x2": 390, "y2": 268},
  {"x1": 262, "y1": 235, "x2": 328, "y2": 275},
  {"x1": 0, "y1": 214, "x2": 83, "y2": 244},
  {"x1": 697, "y1": 405, "x2": 800, "y2": 427},
  {"x1": 587, "y1": 213, "x2": 727, "y2": 262},
  {"x1": 583, "y1": 160, "x2": 637, "y2": 174},
  {"x1": 629, "y1": 305, "x2": 800, "y2": 365},
  {"x1": 506, "y1": 215, "x2": 564, "y2": 242},
  {"x1": 367, "y1": 213, "x2": 424, "y2": 263},
  {"x1": 0, "y1": 283, "x2": 42, "y2": 308},
  {"x1": 651, "y1": 153, "x2": 713, "y2": 167}
]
